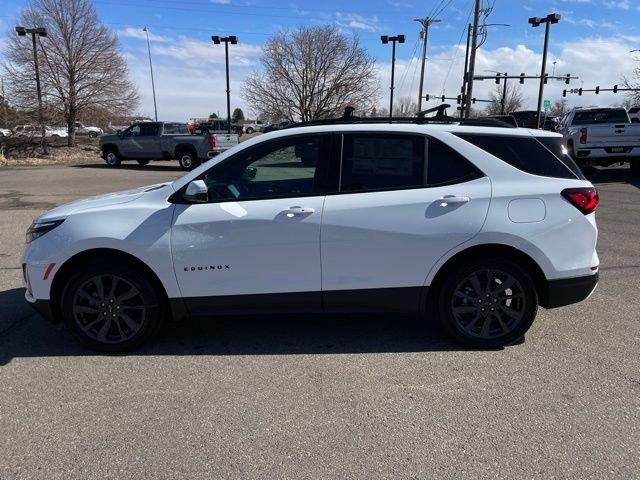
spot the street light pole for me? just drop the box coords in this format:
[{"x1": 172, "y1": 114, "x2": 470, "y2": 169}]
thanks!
[
  {"x1": 381, "y1": 34, "x2": 405, "y2": 119},
  {"x1": 16, "y1": 26, "x2": 47, "y2": 154},
  {"x1": 212, "y1": 35, "x2": 238, "y2": 134},
  {"x1": 143, "y1": 27, "x2": 158, "y2": 122},
  {"x1": 414, "y1": 18, "x2": 440, "y2": 112},
  {"x1": 461, "y1": 24, "x2": 472, "y2": 118},
  {"x1": 529, "y1": 13, "x2": 561, "y2": 129}
]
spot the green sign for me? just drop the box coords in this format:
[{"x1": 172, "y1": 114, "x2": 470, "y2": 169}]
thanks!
[{"x1": 543, "y1": 99, "x2": 552, "y2": 111}]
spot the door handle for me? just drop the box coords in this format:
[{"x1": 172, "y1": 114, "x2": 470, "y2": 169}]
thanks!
[
  {"x1": 439, "y1": 195, "x2": 470, "y2": 207},
  {"x1": 282, "y1": 206, "x2": 315, "y2": 217}
]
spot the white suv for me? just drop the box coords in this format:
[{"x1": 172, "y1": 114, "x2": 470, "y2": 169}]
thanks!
[{"x1": 22, "y1": 120, "x2": 599, "y2": 351}]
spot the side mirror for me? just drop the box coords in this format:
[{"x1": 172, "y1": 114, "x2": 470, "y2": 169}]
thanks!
[{"x1": 184, "y1": 180, "x2": 208, "y2": 203}]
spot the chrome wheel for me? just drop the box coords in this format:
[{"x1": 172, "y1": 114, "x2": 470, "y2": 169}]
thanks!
[
  {"x1": 106, "y1": 152, "x2": 118, "y2": 165},
  {"x1": 72, "y1": 275, "x2": 146, "y2": 344},
  {"x1": 180, "y1": 154, "x2": 192, "y2": 169},
  {"x1": 451, "y1": 269, "x2": 526, "y2": 340}
]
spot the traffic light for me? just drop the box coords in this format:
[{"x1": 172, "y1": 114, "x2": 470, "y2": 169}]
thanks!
[
  {"x1": 543, "y1": 74, "x2": 549, "y2": 84},
  {"x1": 425, "y1": 94, "x2": 430, "y2": 101},
  {"x1": 578, "y1": 88, "x2": 583, "y2": 96},
  {"x1": 472, "y1": 98, "x2": 477, "y2": 104},
  {"x1": 495, "y1": 73, "x2": 501, "y2": 84},
  {"x1": 595, "y1": 86, "x2": 600, "y2": 94},
  {"x1": 563, "y1": 90, "x2": 567, "y2": 97},
  {"x1": 519, "y1": 73, "x2": 525, "y2": 84},
  {"x1": 441, "y1": 95, "x2": 446, "y2": 102},
  {"x1": 565, "y1": 74, "x2": 571, "y2": 85},
  {"x1": 613, "y1": 85, "x2": 618, "y2": 93},
  {"x1": 457, "y1": 95, "x2": 462, "y2": 105}
]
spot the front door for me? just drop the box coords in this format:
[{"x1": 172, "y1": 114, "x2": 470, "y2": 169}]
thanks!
[
  {"x1": 120, "y1": 123, "x2": 161, "y2": 159},
  {"x1": 171, "y1": 133, "x2": 337, "y2": 314},
  {"x1": 321, "y1": 133, "x2": 491, "y2": 311}
]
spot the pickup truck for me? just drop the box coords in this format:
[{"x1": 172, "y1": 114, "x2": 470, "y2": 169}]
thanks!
[
  {"x1": 99, "y1": 121, "x2": 239, "y2": 170},
  {"x1": 559, "y1": 107, "x2": 640, "y2": 173}
]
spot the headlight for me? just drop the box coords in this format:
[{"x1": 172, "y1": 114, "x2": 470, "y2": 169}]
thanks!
[{"x1": 26, "y1": 219, "x2": 64, "y2": 243}]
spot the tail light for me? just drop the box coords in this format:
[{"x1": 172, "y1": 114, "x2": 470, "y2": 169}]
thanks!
[
  {"x1": 561, "y1": 187, "x2": 599, "y2": 215},
  {"x1": 579, "y1": 128, "x2": 588, "y2": 144},
  {"x1": 208, "y1": 135, "x2": 216, "y2": 149}
]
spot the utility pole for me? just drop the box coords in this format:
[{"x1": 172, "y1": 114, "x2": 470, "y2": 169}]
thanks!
[
  {"x1": 529, "y1": 13, "x2": 561, "y2": 129},
  {"x1": 381, "y1": 34, "x2": 405, "y2": 119},
  {"x1": 414, "y1": 17, "x2": 440, "y2": 112},
  {"x1": 143, "y1": 27, "x2": 158, "y2": 122},
  {"x1": 16, "y1": 26, "x2": 47, "y2": 155},
  {"x1": 212, "y1": 35, "x2": 238, "y2": 134},
  {"x1": 461, "y1": 24, "x2": 472, "y2": 118},
  {"x1": 465, "y1": 0, "x2": 482, "y2": 118}
]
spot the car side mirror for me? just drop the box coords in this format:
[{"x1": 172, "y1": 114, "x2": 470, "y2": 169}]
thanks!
[{"x1": 184, "y1": 180, "x2": 208, "y2": 203}]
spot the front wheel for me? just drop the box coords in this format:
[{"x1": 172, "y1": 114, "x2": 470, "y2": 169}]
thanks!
[
  {"x1": 438, "y1": 258, "x2": 538, "y2": 348},
  {"x1": 60, "y1": 262, "x2": 163, "y2": 352},
  {"x1": 178, "y1": 151, "x2": 200, "y2": 171},
  {"x1": 245, "y1": 127, "x2": 255, "y2": 134},
  {"x1": 104, "y1": 149, "x2": 121, "y2": 167}
]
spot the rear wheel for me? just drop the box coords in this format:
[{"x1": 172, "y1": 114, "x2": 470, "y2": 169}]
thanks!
[
  {"x1": 104, "y1": 148, "x2": 121, "y2": 168},
  {"x1": 245, "y1": 127, "x2": 255, "y2": 134},
  {"x1": 438, "y1": 258, "x2": 538, "y2": 348},
  {"x1": 60, "y1": 262, "x2": 163, "y2": 352},
  {"x1": 178, "y1": 150, "x2": 200, "y2": 171}
]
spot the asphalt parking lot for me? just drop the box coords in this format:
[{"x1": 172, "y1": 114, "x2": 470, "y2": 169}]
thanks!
[{"x1": 0, "y1": 160, "x2": 638, "y2": 479}]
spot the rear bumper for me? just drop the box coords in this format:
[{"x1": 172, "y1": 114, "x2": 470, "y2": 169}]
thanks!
[{"x1": 542, "y1": 272, "x2": 599, "y2": 309}]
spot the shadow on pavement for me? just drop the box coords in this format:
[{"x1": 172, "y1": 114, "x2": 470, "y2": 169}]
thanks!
[
  {"x1": 71, "y1": 162, "x2": 182, "y2": 172},
  {"x1": 584, "y1": 165, "x2": 640, "y2": 189},
  {"x1": 0, "y1": 287, "x2": 464, "y2": 365}
]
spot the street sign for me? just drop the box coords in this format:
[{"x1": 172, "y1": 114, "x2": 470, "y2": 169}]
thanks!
[{"x1": 543, "y1": 99, "x2": 551, "y2": 111}]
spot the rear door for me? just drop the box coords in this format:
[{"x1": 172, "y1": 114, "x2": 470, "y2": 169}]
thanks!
[{"x1": 320, "y1": 133, "x2": 491, "y2": 311}]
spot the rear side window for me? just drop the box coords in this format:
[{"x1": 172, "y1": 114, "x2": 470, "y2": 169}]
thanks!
[
  {"x1": 536, "y1": 136, "x2": 586, "y2": 179},
  {"x1": 163, "y1": 123, "x2": 189, "y2": 135},
  {"x1": 427, "y1": 138, "x2": 483, "y2": 185},
  {"x1": 572, "y1": 109, "x2": 629, "y2": 125},
  {"x1": 455, "y1": 134, "x2": 578, "y2": 179},
  {"x1": 340, "y1": 134, "x2": 425, "y2": 192}
]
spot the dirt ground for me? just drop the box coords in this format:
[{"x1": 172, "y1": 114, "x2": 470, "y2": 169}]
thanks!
[{"x1": 0, "y1": 135, "x2": 102, "y2": 166}]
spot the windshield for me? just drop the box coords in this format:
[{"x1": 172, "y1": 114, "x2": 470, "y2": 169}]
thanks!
[{"x1": 572, "y1": 109, "x2": 629, "y2": 125}]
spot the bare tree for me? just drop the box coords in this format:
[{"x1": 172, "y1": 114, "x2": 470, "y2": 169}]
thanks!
[
  {"x1": 2, "y1": 0, "x2": 139, "y2": 146},
  {"x1": 550, "y1": 98, "x2": 569, "y2": 118},
  {"x1": 622, "y1": 57, "x2": 640, "y2": 107},
  {"x1": 242, "y1": 26, "x2": 379, "y2": 122},
  {"x1": 484, "y1": 82, "x2": 525, "y2": 115},
  {"x1": 393, "y1": 96, "x2": 419, "y2": 117}
]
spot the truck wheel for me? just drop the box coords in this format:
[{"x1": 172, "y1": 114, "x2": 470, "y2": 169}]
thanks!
[
  {"x1": 631, "y1": 161, "x2": 640, "y2": 175},
  {"x1": 136, "y1": 159, "x2": 150, "y2": 166},
  {"x1": 178, "y1": 151, "x2": 200, "y2": 171},
  {"x1": 104, "y1": 149, "x2": 121, "y2": 168}
]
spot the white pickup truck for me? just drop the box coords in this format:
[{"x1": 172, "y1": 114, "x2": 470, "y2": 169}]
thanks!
[{"x1": 559, "y1": 107, "x2": 640, "y2": 173}]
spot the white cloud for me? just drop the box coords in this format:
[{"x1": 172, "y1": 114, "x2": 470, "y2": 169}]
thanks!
[
  {"x1": 603, "y1": 0, "x2": 631, "y2": 9},
  {"x1": 211, "y1": 0, "x2": 231, "y2": 4},
  {"x1": 118, "y1": 27, "x2": 171, "y2": 43},
  {"x1": 335, "y1": 12, "x2": 379, "y2": 32}
]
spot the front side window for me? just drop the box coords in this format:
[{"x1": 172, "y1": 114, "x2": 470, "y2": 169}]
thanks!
[
  {"x1": 126, "y1": 125, "x2": 141, "y2": 137},
  {"x1": 202, "y1": 134, "x2": 334, "y2": 201},
  {"x1": 139, "y1": 123, "x2": 159, "y2": 136},
  {"x1": 340, "y1": 134, "x2": 426, "y2": 192}
]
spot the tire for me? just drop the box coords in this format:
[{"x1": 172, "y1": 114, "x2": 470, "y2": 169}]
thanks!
[
  {"x1": 136, "y1": 159, "x2": 150, "y2": 166},
  {"x1": 630, "y1": 161, "x2": 640, "y2": 174},
  {"x1": 104, "y1": 148, "x2": 121, "y2": 167},
  {"x1": 246, "y1": 127, "x2": 255, "y2": 134},
  {"x1": 89, "y1": 131, "x2": 99, "y2": 138},
  {"x1": 60, "y1": 261, "x2": 163, "y2": 352},
  {"x1": 178, "y1": 150, "x2": 200, "y2": 171},
  {"x1": 437, "y1": 257, "x2": 538, "y2": 349}
]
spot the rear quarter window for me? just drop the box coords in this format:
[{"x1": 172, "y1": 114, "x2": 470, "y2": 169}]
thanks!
[{"x1": 455, "y1": 134, "x2": 580, "y2": 179}]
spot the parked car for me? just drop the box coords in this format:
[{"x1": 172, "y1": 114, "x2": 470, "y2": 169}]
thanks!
[
  {"x1": 23, "y1": 117, "x2": 599, "y2": 352},
  {"x1": 558, "y1": 107, "x2": 640, "y2": 172},
  {"x1": 509, "y1": 111, "x2": 539, "y2": 129},
  {"x1": 194, "y1": 119, "x2": 243, "y2": 136},
  {"x1": 628, "y1": 106, "x2": 640, "y2": 123},
  {"x1": 541, "y1": 115, "x2": 560, "y2": 132},
  {"x1": 12, "y1": 125, "x2": 68, "y2": 138},
  {"x1": 262, "y1": 120, "x2": 294, "y2": 133},
  {"x1": 0, "y1": 128, "x2": 10, "y2": 137},
  {"x1": 243, "y1": 121, "x2": 265, "y2": 134},
  {"x1": 99, "y1": 121, "x2": 239, "y2": 170},
  {"x1": 74, "y1": 121, "x2": 103, "y2": 138}
]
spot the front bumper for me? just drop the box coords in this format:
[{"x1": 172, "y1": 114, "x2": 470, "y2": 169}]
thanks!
[{"x1": 542, "y1": 272, "x2": 599, "y2": 309}]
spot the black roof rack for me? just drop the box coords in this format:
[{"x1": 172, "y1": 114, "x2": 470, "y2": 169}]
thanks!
[{"x1": 283, "y1": 105, "x2": 517, "y2": 130}]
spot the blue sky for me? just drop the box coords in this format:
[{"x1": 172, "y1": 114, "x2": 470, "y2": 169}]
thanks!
[{"x1": 2, "y1": 0, "x2": 640, "y2": 120}]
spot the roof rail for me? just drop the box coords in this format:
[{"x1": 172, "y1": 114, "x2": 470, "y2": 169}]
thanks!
[{"x1": 283, "y1": 105, "x2": 517, "y2": 129}]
